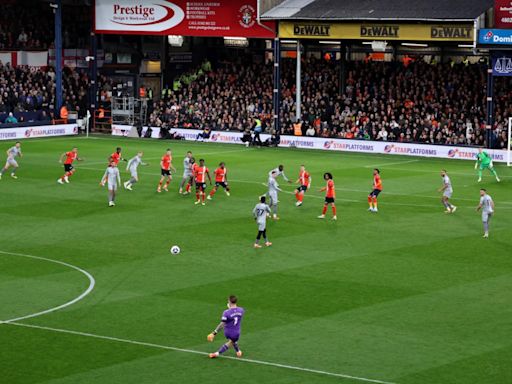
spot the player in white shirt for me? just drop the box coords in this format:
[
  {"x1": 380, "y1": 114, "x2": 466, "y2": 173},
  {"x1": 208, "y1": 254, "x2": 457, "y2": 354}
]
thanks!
[
  {"x1": 268, "y1": 171, "x2": 282, "y2": 220},
  {"x1": 100, "y1": 160, "x2": 121, "y2": 207},
  {"x1": 476, "y1": 189, "x2": 494, "y2": 238},
  {"x1": 124, "y1": 152, "x2": 147, "y2": 191},
  {"x1": 0, "y1": 141, "x2": 22, "y2": 180},
  {"x1": 438, "y1": 170, "x2": 457, "y2": 213},
  {"x1": 268, "y1": 164, "x2": 292, "y2": 184},
  {"x1": 252, "y1": 195, "x2": 272, "y2": 248},
  {"x1": 179, "y1": 151, "x2": 194, "y2": 194}
]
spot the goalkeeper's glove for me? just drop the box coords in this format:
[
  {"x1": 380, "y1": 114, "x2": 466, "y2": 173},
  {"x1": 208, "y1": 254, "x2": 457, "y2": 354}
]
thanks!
[{"x1": 207, "y1": 332, "x2": 216, "y2": 342}]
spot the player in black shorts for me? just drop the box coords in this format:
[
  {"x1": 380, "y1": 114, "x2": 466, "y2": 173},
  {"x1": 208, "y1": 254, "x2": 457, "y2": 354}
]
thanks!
[
  {"x1": 193, "y1": 158, "x2": 212, "y2": 205},
  {"x1": 208, "y1": 162, "x2": 230, "y2": 200},
  {"x1": 368, "y1": 168, "x2": 383, "y2": 212}
]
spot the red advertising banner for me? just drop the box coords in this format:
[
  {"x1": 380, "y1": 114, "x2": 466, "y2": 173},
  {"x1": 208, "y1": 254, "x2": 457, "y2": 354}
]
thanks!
[
  {"x1": 495, "y1": 0, "x2": 512, "y2": 28},
  {"x1": 94, "y1": 0, "x2": 275, "y2": 38}
]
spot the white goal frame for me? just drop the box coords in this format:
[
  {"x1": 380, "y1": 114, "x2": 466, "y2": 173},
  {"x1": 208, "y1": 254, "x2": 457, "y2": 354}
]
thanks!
[{"x1": 508, "y1": 117, "x2": 512, "y2": 166}]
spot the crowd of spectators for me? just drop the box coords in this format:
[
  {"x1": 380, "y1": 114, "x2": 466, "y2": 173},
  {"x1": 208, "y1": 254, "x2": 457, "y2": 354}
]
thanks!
[
  {"x1": 150, "y1": 56, "x2": 510, "y2": 148},
  {"x1": 0, "y1": 61, "x2": 114, "y2": 123},
  {"x1": 150, "y1": 57, "x2": 273, "y2": 132},
  {"x1": 0, "y1": 50, "x2": 510, "y2": 148},
  {"x1": 0, "y1": 1, "x2": 90, "y2": 50}
]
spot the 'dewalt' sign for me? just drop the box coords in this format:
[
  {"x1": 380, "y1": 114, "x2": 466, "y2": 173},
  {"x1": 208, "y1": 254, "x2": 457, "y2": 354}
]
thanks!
[
  {"x1": 430, "y1": 26, "x2": 472, "y2": 39},
  {"x1": 360, "y1": 25, "x2": 399, "y2": 38},
  {"x1": 293, "y1": 24, "x2": 331, "y2": 36},
  {"x1": 280, "y1": 22, "x2": 473, "y2": 41}
]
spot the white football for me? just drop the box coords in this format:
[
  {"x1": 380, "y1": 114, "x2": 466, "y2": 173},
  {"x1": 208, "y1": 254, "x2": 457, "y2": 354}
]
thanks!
[{"x1": 170, "y1": 245, "x2": 181, "y2": 255}]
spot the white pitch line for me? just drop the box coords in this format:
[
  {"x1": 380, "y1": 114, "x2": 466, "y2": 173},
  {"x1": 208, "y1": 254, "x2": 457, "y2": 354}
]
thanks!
[
  {"x1": 4, "y1": 322, "x2": 396, "y2": 384},
  {"x1": 0, "y1": 250, "x2": 95, "y2": 323},
  {"x1": 363, "y1": 160, "x2": 419, "y2": 168}
]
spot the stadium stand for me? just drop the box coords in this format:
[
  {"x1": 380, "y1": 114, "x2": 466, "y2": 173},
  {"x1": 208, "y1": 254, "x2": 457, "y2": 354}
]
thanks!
[
  {"x1": 150, "y1": 57, "x2": 510, "y2": 148},
  {"x1": 0, "y1": 62, "x2": 113, "y2": 124},
  {"x1": 0, "y1": 1, "x2": 90, "y2": 50}
]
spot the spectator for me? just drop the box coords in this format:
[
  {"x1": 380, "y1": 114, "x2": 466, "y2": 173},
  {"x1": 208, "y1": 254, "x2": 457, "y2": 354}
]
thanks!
[
  {"x1": 5, "y1": 112, "x2": 18, "y2": 123},
  {"x1": 305, "y1": 125, "x2": 316, "y2": 137}
]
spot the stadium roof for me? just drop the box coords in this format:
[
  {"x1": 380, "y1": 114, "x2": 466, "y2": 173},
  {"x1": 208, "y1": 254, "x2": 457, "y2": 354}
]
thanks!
[{"x1": 262, "y1": 0, "x2": 494, "y2": 21}]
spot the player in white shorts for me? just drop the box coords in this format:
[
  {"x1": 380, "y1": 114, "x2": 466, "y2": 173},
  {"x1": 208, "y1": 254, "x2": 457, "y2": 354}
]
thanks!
[
  {"x1": 100, "y1": 160, "x2": 121, "y2": 207},
  {"x1": 179, "y1": 151, "x2": 194, "y2": 194},
  {"x1": 124, "y1": 151, "x2": 147, "y2": 191},
  {"x1": 438, "y1": 170, "x2": 456, "y2": 214},
  {"x1": 252, "y1": 195, "x2": 272, "y2": 248},
  {"x1": 0, "y1": 141, "x2": 22, "y2": 180},
  {"x1": 267, "y1": 170, "x2": 282, "y2": 220},
  {"x1": 476, "y1": 189, "x2": 494, "y2": 238}
]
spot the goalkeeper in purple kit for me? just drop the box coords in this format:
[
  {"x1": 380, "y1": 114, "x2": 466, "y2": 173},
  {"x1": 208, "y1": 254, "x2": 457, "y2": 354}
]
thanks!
[{"x1": 207, "y1": 295, "x2": 245, "y2": 358}]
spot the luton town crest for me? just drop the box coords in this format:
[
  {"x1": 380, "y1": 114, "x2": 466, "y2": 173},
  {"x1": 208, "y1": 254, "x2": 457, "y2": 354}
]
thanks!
[{"x1": 239, "y1": 5, "x2": 256, "y2": 28}]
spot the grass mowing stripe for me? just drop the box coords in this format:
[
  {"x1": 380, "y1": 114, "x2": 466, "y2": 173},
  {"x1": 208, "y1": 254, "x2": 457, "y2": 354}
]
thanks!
[{"x1": 4, "y1": 322, "x2": 397, "y2": 384}]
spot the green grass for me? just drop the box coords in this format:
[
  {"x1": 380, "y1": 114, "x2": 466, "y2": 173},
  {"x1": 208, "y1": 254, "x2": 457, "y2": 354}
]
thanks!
[{"x1": 0, "y1": 135, "x2": 511, "y2": 384}]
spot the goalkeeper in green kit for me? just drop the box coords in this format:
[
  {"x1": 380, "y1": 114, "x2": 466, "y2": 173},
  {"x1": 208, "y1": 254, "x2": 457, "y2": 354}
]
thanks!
[{"x1": 475, "y1": 148, "x2": 500, "y2": 183}]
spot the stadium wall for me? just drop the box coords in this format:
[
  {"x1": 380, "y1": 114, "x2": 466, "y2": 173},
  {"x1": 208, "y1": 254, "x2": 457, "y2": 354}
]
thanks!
[
  {"x1": 111, "y1": 125, "x2": 508, "y2": 162},
  {"x1": 0, "y1": 124, "x2": 78, "y2": 140}
]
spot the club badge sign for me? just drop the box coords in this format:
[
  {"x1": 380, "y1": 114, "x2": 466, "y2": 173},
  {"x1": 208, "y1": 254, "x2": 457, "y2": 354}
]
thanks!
[
  {"x1": 94, "y1": 0, "x2": 275, "y2": 38},
  {"x1": 492, "y1": 55, "x2": 512, "y2": 76}
]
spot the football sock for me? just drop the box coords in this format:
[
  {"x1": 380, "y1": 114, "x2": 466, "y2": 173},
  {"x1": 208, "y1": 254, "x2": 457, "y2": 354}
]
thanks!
[
  {"x1": 10, "y1": 167, "x2": 17, "y2": 175},
  {"x1": 478, "y1": 169, "x2": 482, "y2": 179},
  {"x1": 490, "y1": 168, "x2": 498, "y2": 177},
  {"x1": 332, "y1": 206, "x2": 337, "y2": 216},
  {"x1": 186, "y1": 183, "x2": 191, "y2": 192},
  {"x1": 295, "y1": 192, "x2": 300, "y2": 201},
  {"x1": 196, "y1": 192, "x2": 200, "y2": 200},
  {"x1": 322, "y1": 205, "x2": 327, "y2": 215},
  {"x1": 367, "y1": 196, "x2": 372, "y2": 208},
  {"x1": 372, "y1": 197, "x2": 377, "y2": 208},
  {"x1": 483, "y1": 221, "x2": 489, "y2": 232},
  {"x1": 210, "y1": 189, "x2": 216, "y2": 197},
  {"x1": 218, "y1": 344, "x2": 229, "y2": 354},
  {"x1": 443, "y1": 201, "x2": 449, "y2": 208},
  {"x1": 0, "y1": 168, "x2": 5, "y2": 175},
  {"x1": 299, "y1": 193, "x2": 303, "y2": 202},
  {"x1": 263, "y1": 230, "x2": 267, "y2": 242},
  {"x1": 233, "y1": 342, "x2": 240, "y2": 352},
  {"x1": 165, "y1": 180, "x2": 170, "y2": 188},
  {"x1": 129, "y1": 177, "x2": 137, "y2": 184}
]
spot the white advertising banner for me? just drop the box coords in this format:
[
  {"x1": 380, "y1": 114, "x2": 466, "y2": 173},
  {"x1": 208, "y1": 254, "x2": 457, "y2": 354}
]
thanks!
[
  {"x1": 0, "y1": 51, "x2": 48, "y2": 68},
  {"x1": 0, "y1": 124, "x2": 78, "y2": 141},
  {"x1": 111, "y1": 125, "x2": 508, "y2": 162}
]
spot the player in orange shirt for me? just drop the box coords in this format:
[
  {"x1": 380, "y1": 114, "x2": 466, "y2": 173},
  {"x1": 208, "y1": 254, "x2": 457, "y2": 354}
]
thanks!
[
  {"x1": 109, "y1": 147, "x2": 126, "y2": 166},
  {"x1": 193, "y1": 158, "x2": 212, "y2": 205},
  {"x1": 368, "y1": 168, "x2": 383, "y2": 213},
  {"x1": 207, "y1": 162, "x2": 230, "y2": 200},
  {"x1": 57, "y1": 147, "x2": 83, "y2": 184},
  {"x1": 157, "y1": 149, "x2": 176, "y2": 193},
  {"x1": 294, "y1": 165, "x2": 311, "y2": 207},
  {"x1": 318, "y1": 172, "x2": 337, "y2": 220}
]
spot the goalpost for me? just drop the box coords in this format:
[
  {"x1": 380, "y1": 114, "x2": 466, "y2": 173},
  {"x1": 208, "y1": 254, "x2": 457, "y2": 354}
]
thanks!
[{"x1": 508, "y1": 117, "x2": 512, "y2": 166}]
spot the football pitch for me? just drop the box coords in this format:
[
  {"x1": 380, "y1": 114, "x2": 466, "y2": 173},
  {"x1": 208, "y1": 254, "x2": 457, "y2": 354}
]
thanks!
[{"x1": 1, "y1": 135, "x2": 511, "y2": 384}]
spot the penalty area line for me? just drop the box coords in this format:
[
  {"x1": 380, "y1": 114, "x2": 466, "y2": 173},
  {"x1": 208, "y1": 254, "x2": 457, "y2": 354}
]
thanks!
[{"x1": 5, "y1": 322, "x2": 396, "y2": 384}]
